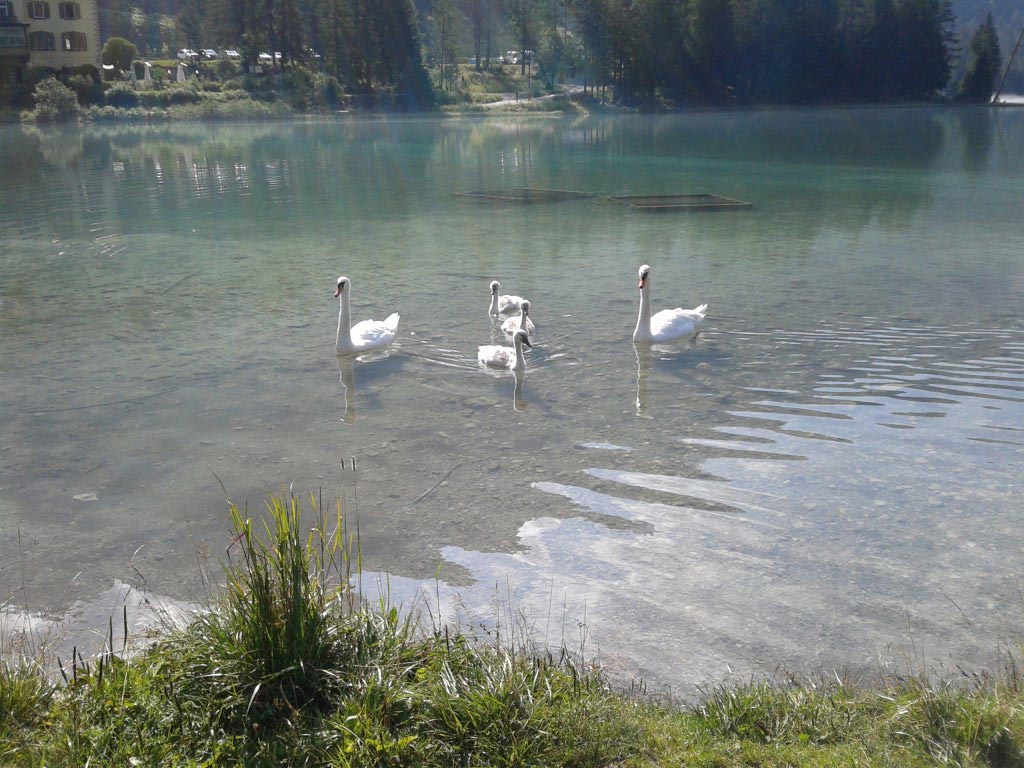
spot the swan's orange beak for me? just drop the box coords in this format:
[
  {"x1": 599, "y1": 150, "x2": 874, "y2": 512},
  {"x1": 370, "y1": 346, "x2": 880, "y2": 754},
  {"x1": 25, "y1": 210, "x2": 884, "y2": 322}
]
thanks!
[
  {"x1": 638, "y1": 277, "x2": 646, "y2": 289},
  {"x1": 333, "y1": 288, "x2": 341, "y2": 297}
]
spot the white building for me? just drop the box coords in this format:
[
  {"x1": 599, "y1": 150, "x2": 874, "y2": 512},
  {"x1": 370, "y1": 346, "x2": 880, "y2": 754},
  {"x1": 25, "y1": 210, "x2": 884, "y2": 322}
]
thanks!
[{"x1": 0, "y1": 0, "x2": 99, "y2": 83}]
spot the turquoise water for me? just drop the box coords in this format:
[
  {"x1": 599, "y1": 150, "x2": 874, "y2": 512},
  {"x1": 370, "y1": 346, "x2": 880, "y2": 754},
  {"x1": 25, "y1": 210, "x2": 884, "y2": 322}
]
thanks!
[{"x1": 1, "y1": 109, "x2": 1023, "y2": 690}]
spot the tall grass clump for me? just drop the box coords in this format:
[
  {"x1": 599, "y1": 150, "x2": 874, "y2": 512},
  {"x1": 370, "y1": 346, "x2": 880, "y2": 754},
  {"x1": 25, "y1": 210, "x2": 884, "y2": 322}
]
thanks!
[
  {"x1": 0, "y1": 660, "x2": 53, "y2": 755},
  {"x1": 885, "y1": 675, "x2": 1024, "y2": 765},
  {"x1": 695, "y1": 678, "x2": 873, "y2": 746},
  {"x1": 181, "y1": 493, "x2": 353, "y2": 729}
]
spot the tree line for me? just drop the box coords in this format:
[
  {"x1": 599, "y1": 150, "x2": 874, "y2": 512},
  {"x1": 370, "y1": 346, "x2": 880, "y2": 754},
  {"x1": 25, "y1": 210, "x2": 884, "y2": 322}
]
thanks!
[
  {"x1": 565, "y1": 0, "x2": 958, "y2": 104},
  {"x1": 98, "y1": 0, "x2": 1007, "y2": 105}
]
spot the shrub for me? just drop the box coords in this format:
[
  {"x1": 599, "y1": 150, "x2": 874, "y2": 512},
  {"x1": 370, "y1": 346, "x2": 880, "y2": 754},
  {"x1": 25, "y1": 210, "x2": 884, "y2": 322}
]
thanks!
[
  {"x1": 215, "y1": 59, "x2": 240, "y2": 79},
  {"x1": 75, "y1": 63, "x2": 100, "y2": 82},
  {"x1": 24, "y1": 64, "x2": 55, "y2": 91},
  {"x1": 281, "y1": 65, "x2": 315, "y2": 109},
  {"x1": 104, "y1": 82, "x2": 139, "y2": 108},
  {"x1": 101, "y1": 36, "x2": 138, "y2": 74},
  {"x1": 135, "y1": 86, "x2": 203, "y2": 107},
  {"x1": 1, "y1": 80, "x2": 35, "y2": 108},
  {"x1": 312, "y1": 72, "x2": 343, "y2": 109},
  {"x1": 82, "y1": 104, "x2": 158, "y2": 121},
  {"x1": 32, "y1": 77, "x2": 79, "y2": 122},
  {"x1": 65, "y1": 74, "x2": 103, "y2": 105},
  {"x1": 166, "y1": 97, "x2": 292, "y2": 120}
]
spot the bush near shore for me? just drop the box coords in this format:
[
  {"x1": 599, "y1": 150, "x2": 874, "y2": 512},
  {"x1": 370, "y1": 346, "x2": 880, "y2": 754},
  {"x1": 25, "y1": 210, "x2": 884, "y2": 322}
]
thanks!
[
  {"x1": 2, "y1": 493, "x2": 1023, "y2": 766},
  {"x1": 16, "y1": 62, "x2": 353, "y2": 123},
  {"x1": 12, "y1": 61, "x2": 577, "y2": 123}
]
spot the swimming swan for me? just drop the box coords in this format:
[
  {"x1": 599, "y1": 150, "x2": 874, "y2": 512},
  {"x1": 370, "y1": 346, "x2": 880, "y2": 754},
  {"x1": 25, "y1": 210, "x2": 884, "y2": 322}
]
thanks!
[
  {"x1": 632, "y1": 264, "x2": 707, "y2": 343},
  {"x1": 488, "y1": 280, "x2": 527, "y2": 317},
  {"x1": 501, "y1": 300, "x2": 536, "y2": 336},
  {"x1": 478, "y1": 328, "x2": 532, "y2": 372},
  {"x1": 335, "y1": 276, "x2": 400, "y2": 354}
]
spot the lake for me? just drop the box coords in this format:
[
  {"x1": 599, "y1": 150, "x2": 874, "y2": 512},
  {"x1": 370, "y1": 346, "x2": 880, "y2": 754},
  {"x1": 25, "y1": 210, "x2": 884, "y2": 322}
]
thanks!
[{"x1": 1, "y1": 108, "x2": 1023, "y2": 692}]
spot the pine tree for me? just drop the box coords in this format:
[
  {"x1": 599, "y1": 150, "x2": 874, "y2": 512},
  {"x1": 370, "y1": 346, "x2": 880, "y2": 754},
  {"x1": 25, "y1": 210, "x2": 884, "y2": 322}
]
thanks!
[
  {"x1": 958, "y1": 12, "x2": 1001, "y2": 102},
  {"x1": 688, "y1": 0, "x2": 736, "y2": 101},
  {"x1": 178, "y1": 0, "x2": 201, "y2": 52},
  {"x1": 375, "y1": 0, "x2": 433, "y2": 104},
  {"x1": 432, "y1": 0, "x2": 460, "y2": 91},
  {"x1": 890, "y1": 0, "x2": 954, "y2": 99}
]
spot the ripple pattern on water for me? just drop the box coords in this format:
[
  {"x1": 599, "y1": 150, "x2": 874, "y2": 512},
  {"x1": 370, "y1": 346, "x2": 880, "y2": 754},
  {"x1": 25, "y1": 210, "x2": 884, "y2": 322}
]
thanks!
[{"x1": 2, "y1": 116, "x2": 1023, "y2": 691}]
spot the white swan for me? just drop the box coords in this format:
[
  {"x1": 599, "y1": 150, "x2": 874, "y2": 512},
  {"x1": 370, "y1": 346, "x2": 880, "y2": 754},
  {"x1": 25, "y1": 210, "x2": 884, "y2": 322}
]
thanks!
[
  {"x1": 478, "y1": 328, "x2": 532, "y2": 372},
  {"x1": 488, "y1": 280, "x2": 527, "y2": 317},
  {"x1": 501, "y1": 300, "x2": 536, "y2": 336},
  {"x1": 632, "y1": 264, "x2": 707, "y2": 343},
  {"x1": 334, "y1": 276, "x2": 400, "y2": 354}
]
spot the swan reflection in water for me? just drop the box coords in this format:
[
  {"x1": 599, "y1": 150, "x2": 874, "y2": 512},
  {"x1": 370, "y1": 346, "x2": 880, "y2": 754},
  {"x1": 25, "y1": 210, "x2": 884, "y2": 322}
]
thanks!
[
  {"x1": 634, "y1": 343, "x2": 651, "y2": 416},
  {"x1": 335, "y1": 348, "x2": 396, "y2": 423},
  {"x1": 477, "y1": 330, "x2": 532, "y2": 412},
  {"x1": 336, "y1": 354, "x2": 358, "y2": 423},
  {"x1": 634, "y1": 338, "x2": 707, "y2": 417},
  {"x1": 513, "y1": 369, "x2": 527, "y2": 412}
]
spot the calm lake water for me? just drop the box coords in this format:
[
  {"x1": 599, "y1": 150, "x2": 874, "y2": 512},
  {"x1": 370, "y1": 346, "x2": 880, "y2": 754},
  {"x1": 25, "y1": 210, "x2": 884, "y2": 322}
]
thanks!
[{"x1": 2, "y1": 108, "x2": 1023, "y2": 691}]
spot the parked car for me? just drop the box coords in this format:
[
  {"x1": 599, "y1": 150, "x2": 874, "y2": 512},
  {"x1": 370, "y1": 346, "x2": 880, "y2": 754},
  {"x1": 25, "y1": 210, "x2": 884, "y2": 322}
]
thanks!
[
  {"x1": 258, "y1": 52, "x2": 273, "y2": 64},
  {"x1": 176, "y1": 49, "x2": 198, "y2": 61},
  {"x1": 223, "y1": 49, "x2": 241, "y2": 59},
  {"x1": 200, "y1": 48, "x2": 219, "y2": 59}
]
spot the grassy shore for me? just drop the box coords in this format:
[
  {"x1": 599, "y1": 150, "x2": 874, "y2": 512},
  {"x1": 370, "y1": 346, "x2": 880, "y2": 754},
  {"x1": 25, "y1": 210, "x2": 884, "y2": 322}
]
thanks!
[{"x1": 2, "y1": 493, "x2": 1022, "y2": 766}]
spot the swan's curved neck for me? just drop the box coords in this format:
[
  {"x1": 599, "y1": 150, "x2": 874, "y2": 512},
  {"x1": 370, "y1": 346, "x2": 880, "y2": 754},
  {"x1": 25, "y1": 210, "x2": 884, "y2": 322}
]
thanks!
[
  {"x1": 489, "y1": 292, "x2": 500, "y2": 316},
  {"x1": 513, "y1": 336, "x2": 527, "y2": 371},
  {"x1": 336, "y1": 291, "x2": 352, "y2": 350},
  {"x1": 634, "y1": 283, "x2": 652, "y2": 342}
]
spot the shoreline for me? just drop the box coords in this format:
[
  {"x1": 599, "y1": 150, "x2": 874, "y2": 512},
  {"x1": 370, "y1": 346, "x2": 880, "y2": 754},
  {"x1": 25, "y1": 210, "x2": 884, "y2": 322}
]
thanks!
[
  {"x1": 3, "y1": 494, "x2": 1023, "y2": 766},
  {"x1": 7, "y1": 91, "x2": 1024, "y2": 127}
]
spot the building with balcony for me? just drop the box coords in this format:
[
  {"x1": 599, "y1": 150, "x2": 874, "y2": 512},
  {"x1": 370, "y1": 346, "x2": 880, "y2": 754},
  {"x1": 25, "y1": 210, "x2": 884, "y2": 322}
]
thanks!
[
  {"x1": 0, "y1": 1, "x2": 30, "y2": 85},
  {"x1": 0, "y1": 0, "x2": 98, "y2": 84}
]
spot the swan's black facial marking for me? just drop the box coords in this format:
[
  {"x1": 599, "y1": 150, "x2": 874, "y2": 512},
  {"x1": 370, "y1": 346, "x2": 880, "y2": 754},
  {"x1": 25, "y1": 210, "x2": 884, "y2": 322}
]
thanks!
[{"x1": 334, "y1": 278, "x2": 348, "y2": 298}]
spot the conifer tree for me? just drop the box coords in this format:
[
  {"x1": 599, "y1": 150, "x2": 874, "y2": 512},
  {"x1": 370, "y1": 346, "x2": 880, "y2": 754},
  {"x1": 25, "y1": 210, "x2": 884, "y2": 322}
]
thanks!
[
  {"x1": 958, "y1": 12, "x2": 1001, "y2": 102},
  {"x1": 688, "y1": 0, "x2": 736, "y2": 100}
]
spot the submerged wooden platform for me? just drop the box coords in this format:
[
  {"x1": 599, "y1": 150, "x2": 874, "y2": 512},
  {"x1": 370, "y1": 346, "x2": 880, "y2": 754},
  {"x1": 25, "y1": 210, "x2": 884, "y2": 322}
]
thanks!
[
  {"x1": 453, "y1": 188, "x2": 594, "y2": 203},
  {"x1": 609, "y1": 193, "x2": 752, "y2": 211}
]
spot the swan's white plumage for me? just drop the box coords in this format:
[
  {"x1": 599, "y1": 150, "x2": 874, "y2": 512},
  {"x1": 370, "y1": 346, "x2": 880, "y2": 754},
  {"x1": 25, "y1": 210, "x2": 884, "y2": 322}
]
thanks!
[
  {"x1": 501, "y1": 300, "x2": 536, "y2": 336},
  {"x1": 478, "y1": 329, "x2": 532, "y2": 371},
  {"x1": 489, "y1": 280, "x2": 527, "y2": 317},
  {"x1": 647, "y1": 305, "x2": 707, "y2": 339},
  {"x1": 633, "y1": 264, "x2": 707, "y2": 343},
  {"x1": 335, "y1": 276, "x2": 400, "y2": 354},
  {"x1": 348, "y1": 313, "x2": 400, "y2": 348},
  {"x1": 501, "y1": 313, "x2": 536, "y2": 335}
]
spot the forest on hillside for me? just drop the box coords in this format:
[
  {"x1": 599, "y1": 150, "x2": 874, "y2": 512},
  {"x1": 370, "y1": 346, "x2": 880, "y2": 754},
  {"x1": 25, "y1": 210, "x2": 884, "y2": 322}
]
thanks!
[{"x1": 98, "y1": 0, "x2": 1023, "y2": 105}]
